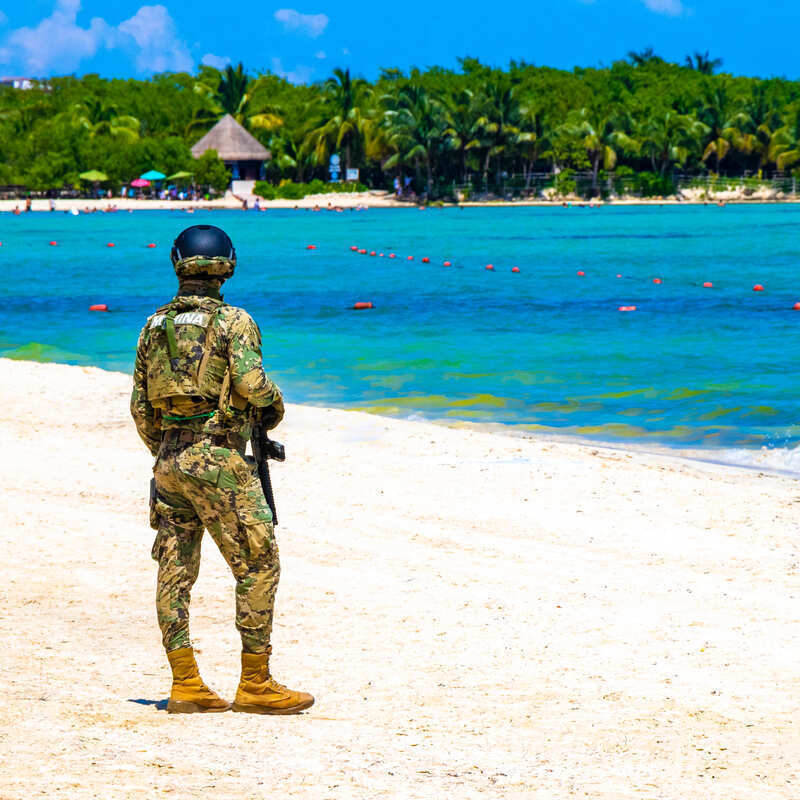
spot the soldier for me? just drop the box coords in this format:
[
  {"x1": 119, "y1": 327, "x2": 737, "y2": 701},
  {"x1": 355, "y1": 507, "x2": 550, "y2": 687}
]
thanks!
[{"x1": 130, "y1": 224, "x2": 313, "y2": 714}]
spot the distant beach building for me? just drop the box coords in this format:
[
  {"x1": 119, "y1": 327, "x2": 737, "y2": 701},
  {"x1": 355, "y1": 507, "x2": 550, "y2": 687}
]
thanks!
[
  {"x1": 191, "y1": 114, "x2": 270, "y2": 193},
  {"x1": 1, "y1": 77, "x2": 37, "y2": 90}
]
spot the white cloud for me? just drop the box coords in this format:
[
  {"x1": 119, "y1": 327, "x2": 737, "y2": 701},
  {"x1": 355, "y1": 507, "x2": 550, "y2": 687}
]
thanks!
[
  {"x1": 0, "y1": 1, "x2": 193, "y2": 75},
  {"x1": 271, "y1": 56, "x2": 314, "y2": 85},
  {"x1": 342, "y1": 47, "x2": 350, "y2": 56},
  {"x1": 0, "y1": 0, "x2": 114, "y2": 73},
  {"x1": 315, "y1": 50, "x2": 326, "y2": 59},
  {"x1": 118, "y1": 5, "x2": 192, "y2": 73},
  {"x1": 0, "y1": 11, "x2": 8, "y2": 25},
  {"x1": 641, "y1": 0, "x2": 684, "y2": 15},
  {"x1": 202, "y1": 53, "x2": 231, "y2": 69},
  {"x1": 274, "y1": 8, "x2": 329, "y2": 38}
]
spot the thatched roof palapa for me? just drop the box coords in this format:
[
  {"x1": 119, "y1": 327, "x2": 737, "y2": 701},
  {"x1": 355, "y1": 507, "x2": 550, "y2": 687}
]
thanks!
[{"x1": 191, "y1": 114, "x2": 270, "y2": 162}]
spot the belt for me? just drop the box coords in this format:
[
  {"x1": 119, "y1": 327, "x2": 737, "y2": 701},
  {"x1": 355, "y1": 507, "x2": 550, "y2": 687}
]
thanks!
[{"x1": 160, "y1": 428, "x2": 245, "y2": 452}]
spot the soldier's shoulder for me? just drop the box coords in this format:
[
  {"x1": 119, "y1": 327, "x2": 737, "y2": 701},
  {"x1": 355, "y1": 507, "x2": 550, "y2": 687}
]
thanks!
[
  {"x1": 218, "y1": 303, "x2": 258, "y2": 330},
  {"x1": 139, "y1": 302, "x2": 173, "y2": 334}
]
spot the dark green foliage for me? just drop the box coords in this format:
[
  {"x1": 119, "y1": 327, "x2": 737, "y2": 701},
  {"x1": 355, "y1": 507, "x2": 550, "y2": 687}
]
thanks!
[
  {"x1": 553, "y1": 169, "x2": 578, "y2": 196},
  {"x1": 217, "y1": 63, "x2": 250, "y2": 116},
  {"x1": 253, "y1": 179, "x2": 367, "y2": 199},
  {"x1": 1, "y1": 56, "x2": 800, "y2": 198},
  {"x1": 193, "y1": 150, "x2": 231, "y2": 193}
]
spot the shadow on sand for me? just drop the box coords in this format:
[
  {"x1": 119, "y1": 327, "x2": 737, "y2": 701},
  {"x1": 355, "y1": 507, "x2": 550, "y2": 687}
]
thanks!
[{"x1": 128, "y1": 698, "x2": 168, "y2": 711}]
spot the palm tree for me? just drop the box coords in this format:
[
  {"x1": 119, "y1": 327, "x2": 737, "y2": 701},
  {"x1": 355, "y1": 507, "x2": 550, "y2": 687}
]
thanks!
[
  {"x1": 769, "y1": 102, "x2": 800, "y2": 171},
  {"x1": 382, "y1": 84, "x2": 446, "y2": 196},
  {"x1": 265, "y1": 97, "x2": 326, "y2": 181},
  {"x1": 563, "y1": 106, "x2": 638, "y2": 194},
  {"x1": 303, "y1": 68, "x2": 367, "y2": 173},
  {"x1": 698, "y1": 84, "x2": 750, "y2": 172},
  {"x1": 738, "y1": 83, "x2": 782, "y2": 173},
  {"x1": 473, "y1": 79, "x2": 524, "y2": 188},
  {"x1": 517, "y1": 102, "x2": 550, "y2": 189},
  {"x1": 627, "y1": 47, "x2": 663, "y2": 66},
  {"x1": 685, "y1": 51, "x2": 724, "y2": 75},
  {"x1": 188, "y1": 64, "x2": 282, "y2": 137},
  {"x1": 361, "y1": 102, "x2": 395, "y2": 177},
  {"x1": 637, "y1": 110, "x2": 706, "y2": 175},
  {"x1": 63, "y1": 99, "x2": 140, "y2": 141},
  {"x1": 442, "y1": 88, "x2": 482, "y2": 183},
  {"x1": 216, "y1": 63, "x2": 249, "y2": 116}
]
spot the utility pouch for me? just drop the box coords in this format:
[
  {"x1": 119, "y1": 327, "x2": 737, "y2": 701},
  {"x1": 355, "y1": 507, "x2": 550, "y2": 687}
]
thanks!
[
  {"x1": 149, "y1": 478, "x2": 160, "y2": 530},
  {"x1": 218, "y1": 370, "x2": 250, "y2": 415}
]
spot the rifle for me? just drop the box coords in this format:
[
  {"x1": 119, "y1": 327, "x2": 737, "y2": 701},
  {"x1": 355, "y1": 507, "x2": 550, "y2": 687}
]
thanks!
[{"x1": 250, "y1": 410, "x2": 286, "y2": 526}]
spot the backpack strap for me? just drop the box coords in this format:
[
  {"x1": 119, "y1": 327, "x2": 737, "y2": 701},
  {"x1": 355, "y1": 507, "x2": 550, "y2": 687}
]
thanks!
[
  {"x1": 194, "y1": 300, "x2": 228, "y2": 392},
  {"x1": 164, "y1": 309, "x2": 179, "y2": 367}
]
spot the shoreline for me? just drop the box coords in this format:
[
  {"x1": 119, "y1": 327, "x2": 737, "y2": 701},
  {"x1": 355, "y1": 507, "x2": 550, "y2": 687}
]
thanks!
[
  {"x1": 1, "y1": 357, "x2": 797, "y2": 798},
  {"x1": 3, "y1": 191, "x2": 800, "y2": 212},
  {"x1": 2, "y1": 355, "x2": 796, "y2": 481}
]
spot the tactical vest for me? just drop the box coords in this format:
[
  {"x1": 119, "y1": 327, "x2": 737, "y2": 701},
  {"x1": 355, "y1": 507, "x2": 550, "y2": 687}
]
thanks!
[{"x1": 144, "y1": 295, "x2": 247, "y2": 420}]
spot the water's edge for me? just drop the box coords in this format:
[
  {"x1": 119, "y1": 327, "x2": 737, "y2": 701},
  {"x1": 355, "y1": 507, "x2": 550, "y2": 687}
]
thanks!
[{"x1": 10, "y1": 355, "x2": 796, "y2": 480}]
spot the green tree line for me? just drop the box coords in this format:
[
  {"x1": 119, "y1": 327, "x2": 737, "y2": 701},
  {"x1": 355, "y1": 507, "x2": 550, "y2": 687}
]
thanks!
[{"x1": 2, "y1": 53, "x2": 800, "y2": 198}]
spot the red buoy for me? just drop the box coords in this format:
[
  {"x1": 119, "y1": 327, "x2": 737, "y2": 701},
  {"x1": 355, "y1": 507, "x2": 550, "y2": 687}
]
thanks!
[
  {"x1": 369, "y1": 251, "x2": 377, "y2": 256},
  {"x1": 89, "y1": 304, "x2": 109, "y2": 312},
  {"x1": 753, "y1": 284, "x2": 765, "y2": 292},
  {"x1": 703, "y1": 281, "x2": 713, "y2": 288},
  {"x1": 107, "y1": 242, "x2": 116, "y2": 248},
  {"x1": 421, "y1": 257, "x2": 430, "y2": 263},
  {"x1": 616, "y1": 274, "x2": 622, "y2": 278},
  {"x1": 618, "y1": 305, "x2": 637, "y2": 312},
  {"x1": 389, "y1": 253, "x2": 396, "y2": 259},
  {"x1": 379, "y1": 252, "x2": 384, "y2": 257},
  {"x1": 407, "y1": 256, "x2": 414, "y2": 260},
  {"x1": 147, "y1": 243, "x2": 156, "y2": 248},
  {"x1": 443, "y1": 261, "x2": 451, "y2": 267},
  {"x1": 511, "y1": 266, "x2": 520, "y2": 273},
  {"x1": 652, "y1": 278, "x2": 662, "y2": 284},
  {"x1": 358, "y1": 249, "x2": 367, "y2": 254},
  {"x1": 793, "y1": 302, "x2": 800, "y2": 310},
  {"x1": 306, "y1": 244, "x2": 317, "y2": 250},
  {"x1": 577, "y1": 270, "x2": 585, "y2": 276},
  {"x1": 353, "y1": 301, "x2": 373, "y2": 310},
  {"x1": 49, "y1": 241, "x2": 57, "y2": 246},
  {"x1": 350, "y1": 245, "x2": 358, "y2": 251},
  {"x1": 486, "y1": 264, "x2": 494, "y2": 271}
]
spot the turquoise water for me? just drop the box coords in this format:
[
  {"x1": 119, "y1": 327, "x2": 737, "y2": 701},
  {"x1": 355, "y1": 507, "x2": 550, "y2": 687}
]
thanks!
[{"x1": 1, "y1": 205, "x2": 798, "y2": 463}]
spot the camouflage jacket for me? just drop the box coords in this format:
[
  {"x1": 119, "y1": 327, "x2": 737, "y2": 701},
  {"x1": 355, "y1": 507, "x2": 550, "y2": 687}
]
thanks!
[{"x1": 131, "y1": 289, "x2": 284, "y2": 456}]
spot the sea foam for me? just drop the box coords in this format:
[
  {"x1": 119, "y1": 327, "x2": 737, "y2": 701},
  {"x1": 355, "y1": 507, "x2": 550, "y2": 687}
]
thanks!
[{"x1": 716, "y1": 446, "x2": 800, "y2": 477}]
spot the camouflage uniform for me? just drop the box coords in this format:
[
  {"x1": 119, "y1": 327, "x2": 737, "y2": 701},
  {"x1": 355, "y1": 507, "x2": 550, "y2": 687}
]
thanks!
[{"x1": 131, "y1": 278, "x2": 284, "y2": 654}]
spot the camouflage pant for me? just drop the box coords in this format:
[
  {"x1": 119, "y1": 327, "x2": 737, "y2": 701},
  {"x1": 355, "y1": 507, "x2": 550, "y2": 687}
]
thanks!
[{"x1": 151, "y1": 439, "x2": 279, "y2": 654}]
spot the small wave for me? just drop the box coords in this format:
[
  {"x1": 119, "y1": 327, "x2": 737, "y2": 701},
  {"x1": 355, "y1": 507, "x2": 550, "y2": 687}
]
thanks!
[{"x1": 716, "y1": 446, "x2": 800, "y2": 476}]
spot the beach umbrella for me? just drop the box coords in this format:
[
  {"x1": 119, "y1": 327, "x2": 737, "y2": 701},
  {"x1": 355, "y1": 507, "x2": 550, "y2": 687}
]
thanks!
[
  {"x1": 140, "y1": 170, "x2": 166, "y2": 181},
  {"x1": 167, "y1": 170, "x2": 193, "y2": 180},
  {"x1": 130, "y1": 178, "x2": 150, "y2": 187},
  {"x1": 78, "y1": 169, "x2": 108, "y2": 182}
]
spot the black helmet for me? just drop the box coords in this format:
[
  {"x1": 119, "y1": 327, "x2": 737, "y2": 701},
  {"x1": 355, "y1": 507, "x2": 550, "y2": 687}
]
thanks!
[{"x1": 171, "y1": 224, "x2": 237, "y2": 280}]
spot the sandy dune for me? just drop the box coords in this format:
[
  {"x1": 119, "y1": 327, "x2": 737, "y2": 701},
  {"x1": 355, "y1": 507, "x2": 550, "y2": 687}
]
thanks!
[{"x1": 0, "y1": 358, "x2": 797, "y2": 799}]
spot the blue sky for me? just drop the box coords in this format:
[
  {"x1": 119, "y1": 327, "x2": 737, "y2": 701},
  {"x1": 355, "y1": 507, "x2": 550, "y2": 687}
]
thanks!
[{"x1": 0, "y1": 1, "x2": 798, "y2": 83}]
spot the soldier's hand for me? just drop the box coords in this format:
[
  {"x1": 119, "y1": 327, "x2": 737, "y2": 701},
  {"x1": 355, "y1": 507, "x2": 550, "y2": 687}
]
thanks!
[{"x1": 261, "y1": 408, "x2": 281, "y2": 430}]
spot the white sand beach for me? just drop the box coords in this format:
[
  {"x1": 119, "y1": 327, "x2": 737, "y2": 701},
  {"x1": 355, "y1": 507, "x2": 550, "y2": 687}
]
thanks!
[
  {"x1": 0, "y1": 358, "x2": 797, "y2": 799},
  {"x1": 0, "y1": 190, "x2": 403, "y2": 213},
  {"x1": 2, "y1": 187, "x2": 799, "y2": 213}
]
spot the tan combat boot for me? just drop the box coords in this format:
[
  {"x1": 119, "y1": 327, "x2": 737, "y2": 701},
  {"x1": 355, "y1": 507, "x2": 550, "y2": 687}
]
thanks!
[
  {"x1": 232, "y1": 649, "x2": 314, "y2": 714},
  {"x1": 166, "y1": 647, "x2": 231, "y2": 713}
]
